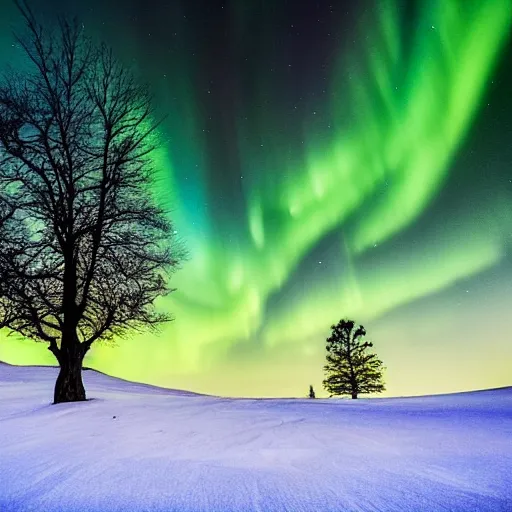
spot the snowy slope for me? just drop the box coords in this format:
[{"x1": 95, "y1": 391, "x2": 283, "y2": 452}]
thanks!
[{"x1": 0, "y1": 363, "x2": 511, "y2": 512}]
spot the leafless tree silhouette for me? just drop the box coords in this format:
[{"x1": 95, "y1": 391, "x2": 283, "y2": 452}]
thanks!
[{"x1": 0, "y1": 1, "x2": 182, "y2": 403}]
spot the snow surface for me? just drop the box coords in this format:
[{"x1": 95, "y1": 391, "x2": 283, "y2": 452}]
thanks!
[{"x1": 1, "y1": 362, "x2": 511, "y2": 512}]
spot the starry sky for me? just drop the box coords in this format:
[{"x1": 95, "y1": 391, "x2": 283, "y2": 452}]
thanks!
[{"x1": 0, "y1": 0, "x2": 511, "y2": 397}]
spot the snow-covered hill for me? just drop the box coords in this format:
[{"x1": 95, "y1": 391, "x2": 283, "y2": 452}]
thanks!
[{"x1": 1, "y1": 362, "x2": 511, "y2": 512}]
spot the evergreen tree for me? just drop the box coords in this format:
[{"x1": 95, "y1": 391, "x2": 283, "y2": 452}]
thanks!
[
  {"x1": 323, "y1": 319, "x2": 385, "y2": 399},
  {"x1": 308, "y1": 385, "x2": 316, "y2": 399}
]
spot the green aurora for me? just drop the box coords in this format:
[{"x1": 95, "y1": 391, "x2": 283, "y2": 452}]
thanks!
[{"x1": 1, "y1": 0, "x2": 511, "y2": 396}]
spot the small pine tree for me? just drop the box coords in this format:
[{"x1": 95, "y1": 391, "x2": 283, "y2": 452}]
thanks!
[
  {"x1": 309, "y1": 385, "x2": 316, "y2": 399},
  {"x1": 323, "y1": 319, "x2": 385, "y2": 399}
]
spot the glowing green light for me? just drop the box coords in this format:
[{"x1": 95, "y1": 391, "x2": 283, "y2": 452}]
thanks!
[{"x1": 1, "y1": 0, "x2": 511, "y2": 397}]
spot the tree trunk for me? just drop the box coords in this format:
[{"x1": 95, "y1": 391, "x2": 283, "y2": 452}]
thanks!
[
  {"x1": 54, "y1": 349, "x2": 86, "y2": 404},
  {"x1": 54, "y1": 249, "x2": 85, "y2": 404},
  {"x1": 351, "y1": 391, "x2": 358, "y2": 399}
]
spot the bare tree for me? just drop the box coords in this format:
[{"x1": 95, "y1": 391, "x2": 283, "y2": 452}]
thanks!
[
  {"x1": 0, "y1": 1, "x2": 181, "y2": 403},
  {"x1": 323, "y1": 319, "x2": 385, "y2": 399}
]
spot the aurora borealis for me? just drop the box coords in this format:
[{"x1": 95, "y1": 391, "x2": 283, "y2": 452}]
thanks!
[{"x1": 0, "y1": 0, "x2": 511, "y2": 397}]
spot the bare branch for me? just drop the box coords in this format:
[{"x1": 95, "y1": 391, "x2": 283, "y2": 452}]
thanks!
[{"x1": 0, "y1": 5, "x2": 182, "y2": 363}]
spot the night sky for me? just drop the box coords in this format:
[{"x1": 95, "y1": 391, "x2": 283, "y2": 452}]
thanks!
[{"x1": 0, "y1": 0, "x2": 511, "y2": 397}]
